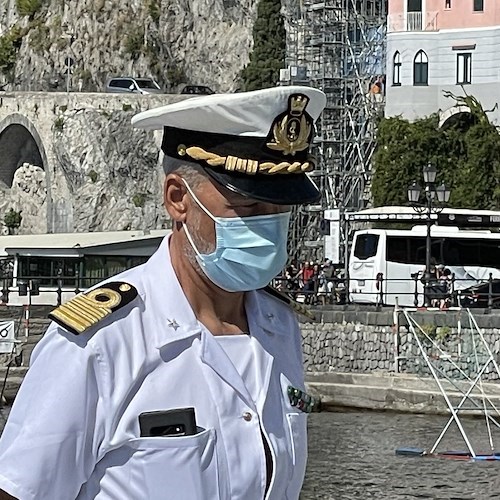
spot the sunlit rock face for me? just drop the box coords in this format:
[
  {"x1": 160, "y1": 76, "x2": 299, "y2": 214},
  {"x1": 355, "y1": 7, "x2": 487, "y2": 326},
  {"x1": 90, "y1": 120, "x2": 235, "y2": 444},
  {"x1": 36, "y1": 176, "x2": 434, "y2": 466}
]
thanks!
[
  {"x1": 0, "y1": 0, "x2": 257, "y2": 94},
  {"x1": 0, "y1": 0, "x2": 261, "y2": 234}
]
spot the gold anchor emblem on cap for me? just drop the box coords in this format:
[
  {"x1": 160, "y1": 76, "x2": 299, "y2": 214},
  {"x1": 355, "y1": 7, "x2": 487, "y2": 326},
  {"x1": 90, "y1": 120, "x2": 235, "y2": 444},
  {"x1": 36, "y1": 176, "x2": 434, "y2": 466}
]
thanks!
[{"x1": 266, "y1": 94, "x2": 312, "y2": 156}]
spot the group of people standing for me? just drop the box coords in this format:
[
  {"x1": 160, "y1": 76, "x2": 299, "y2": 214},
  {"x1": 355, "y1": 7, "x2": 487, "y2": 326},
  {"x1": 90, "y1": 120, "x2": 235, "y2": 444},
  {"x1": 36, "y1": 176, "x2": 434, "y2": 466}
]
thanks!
[{"x1": 278, "y1": 259, "x2": 346, "y2": 305}]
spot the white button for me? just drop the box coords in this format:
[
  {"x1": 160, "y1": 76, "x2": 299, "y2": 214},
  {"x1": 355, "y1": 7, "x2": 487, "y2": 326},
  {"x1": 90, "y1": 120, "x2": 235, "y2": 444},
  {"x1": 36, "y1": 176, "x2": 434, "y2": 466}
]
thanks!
[{"x1": 242, "y1": 411, "x2": 252, "y2": 422}]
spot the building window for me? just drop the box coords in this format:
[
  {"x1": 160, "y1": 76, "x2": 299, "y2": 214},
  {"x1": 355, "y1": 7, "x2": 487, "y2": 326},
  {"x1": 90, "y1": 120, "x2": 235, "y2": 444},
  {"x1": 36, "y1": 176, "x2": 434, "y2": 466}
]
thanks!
[
  {"x1": 408, "y1": 0, "x2": 422, "y2": 11},
  {"x1": 393, "y1": 52, "x2": 402, "y2": 85},
  {"x1": 413, "y1": 50, "x2": 428, "y2": 85},
  {"x1": 473, "y1": 0, "x2": 484, "y2": 11},
  {"x1": 445, "y1": 0, "x2": 451, "y2": 8},
  {"x1": 457, "y1": 53, "x2": 472, "y2": 84}
]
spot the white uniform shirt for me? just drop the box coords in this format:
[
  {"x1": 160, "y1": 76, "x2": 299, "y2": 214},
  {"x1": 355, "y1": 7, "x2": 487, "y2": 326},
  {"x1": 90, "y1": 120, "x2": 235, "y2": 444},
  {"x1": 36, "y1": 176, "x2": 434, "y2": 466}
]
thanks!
[{"x1": 0, "y1": 236, "x2": 308, "y2": 500}]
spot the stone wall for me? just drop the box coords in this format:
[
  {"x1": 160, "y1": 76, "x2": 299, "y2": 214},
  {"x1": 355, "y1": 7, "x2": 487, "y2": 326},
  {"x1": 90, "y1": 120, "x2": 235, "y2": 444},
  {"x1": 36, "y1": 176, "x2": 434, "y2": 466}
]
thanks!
[{"x1": 301, "y1": 308, "x2": 500, "y2": 381}]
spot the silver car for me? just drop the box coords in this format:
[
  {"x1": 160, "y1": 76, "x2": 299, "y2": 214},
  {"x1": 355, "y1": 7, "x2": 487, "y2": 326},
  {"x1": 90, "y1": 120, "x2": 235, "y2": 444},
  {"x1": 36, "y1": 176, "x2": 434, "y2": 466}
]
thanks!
[{"x1": 106, "y1": 77, "x2": 163, "y2": 95}]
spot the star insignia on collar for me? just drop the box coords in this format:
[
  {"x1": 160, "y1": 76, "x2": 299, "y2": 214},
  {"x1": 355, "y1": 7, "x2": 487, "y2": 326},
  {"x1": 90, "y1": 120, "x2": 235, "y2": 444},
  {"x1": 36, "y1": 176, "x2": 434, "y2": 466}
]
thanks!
[{"x1": 167, "y1": 319, "x2": 179, "y2": 331}]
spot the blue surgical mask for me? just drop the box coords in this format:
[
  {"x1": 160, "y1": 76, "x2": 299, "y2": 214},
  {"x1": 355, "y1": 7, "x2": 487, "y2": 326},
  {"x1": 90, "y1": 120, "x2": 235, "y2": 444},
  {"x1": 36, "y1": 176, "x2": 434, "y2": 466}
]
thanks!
[{"x1": 182, "y1": 180, "x2": 291, "y2": 292}]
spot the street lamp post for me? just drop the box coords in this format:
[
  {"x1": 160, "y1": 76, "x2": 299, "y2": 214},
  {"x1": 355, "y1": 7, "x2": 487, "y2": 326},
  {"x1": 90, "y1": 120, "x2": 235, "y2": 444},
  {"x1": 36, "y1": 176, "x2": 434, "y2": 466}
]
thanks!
[{"x1": 408, "y1": 163, "x2": 451, "y2": 307}]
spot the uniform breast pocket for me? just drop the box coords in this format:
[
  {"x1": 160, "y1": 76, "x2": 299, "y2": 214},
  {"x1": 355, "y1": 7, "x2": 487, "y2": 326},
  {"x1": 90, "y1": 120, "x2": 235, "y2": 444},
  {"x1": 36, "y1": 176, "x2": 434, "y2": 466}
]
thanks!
[
  {"x1": 286, "y1": 412, "x2": 308, "y2": 500},
  {"x1": 126, "y1": 428, "x2": 219, "y2": 499}
]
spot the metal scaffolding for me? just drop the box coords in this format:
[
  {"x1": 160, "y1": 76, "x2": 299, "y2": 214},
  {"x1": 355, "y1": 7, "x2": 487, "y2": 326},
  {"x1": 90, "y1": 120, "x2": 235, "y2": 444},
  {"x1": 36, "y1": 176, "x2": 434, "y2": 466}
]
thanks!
[{"x1": 283, "y1": 0, "x2": 387, "y2": 265}]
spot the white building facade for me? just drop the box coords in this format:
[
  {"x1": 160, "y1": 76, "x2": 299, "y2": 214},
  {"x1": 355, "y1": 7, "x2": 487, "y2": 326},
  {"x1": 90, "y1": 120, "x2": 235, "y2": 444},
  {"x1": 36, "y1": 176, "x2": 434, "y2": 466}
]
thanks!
[{"x1": 386, "y1": 0, "x2": 500, "y2": 124}]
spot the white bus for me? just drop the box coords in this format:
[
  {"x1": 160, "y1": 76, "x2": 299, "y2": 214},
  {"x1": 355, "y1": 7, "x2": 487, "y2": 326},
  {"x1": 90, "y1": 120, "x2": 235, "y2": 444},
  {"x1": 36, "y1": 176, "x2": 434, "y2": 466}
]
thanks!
[{"x1": 349, "y1": 225, "x2": 500, "y2": 306}]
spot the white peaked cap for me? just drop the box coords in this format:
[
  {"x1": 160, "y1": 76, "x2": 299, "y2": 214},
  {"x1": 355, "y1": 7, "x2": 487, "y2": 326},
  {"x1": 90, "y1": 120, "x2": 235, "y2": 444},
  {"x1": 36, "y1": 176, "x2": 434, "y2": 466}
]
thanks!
[
  {"x1": 131, "y1": 86, "x2": 327, "y2": 205},
  {"x1": 131, "y1": 86, "x2": 326, "y2": 135}
]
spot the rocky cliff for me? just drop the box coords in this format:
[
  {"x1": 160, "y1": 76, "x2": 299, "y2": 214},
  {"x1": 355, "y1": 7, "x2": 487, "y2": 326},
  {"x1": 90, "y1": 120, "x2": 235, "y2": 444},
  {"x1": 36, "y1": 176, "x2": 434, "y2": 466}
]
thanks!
[
  {"x1": 0, "y1": 0, "x2": 262, "y2": 235},
  {"x1": 0, "y1": 0, "x2": 258, "y2": 93}
]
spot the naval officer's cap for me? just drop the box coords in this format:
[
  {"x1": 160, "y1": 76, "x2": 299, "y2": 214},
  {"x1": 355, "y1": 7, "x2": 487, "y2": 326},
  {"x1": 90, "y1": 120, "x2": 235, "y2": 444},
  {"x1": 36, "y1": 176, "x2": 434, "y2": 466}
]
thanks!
[{"x1": 131, "y1": 86, "x2": 327, "y2": 205}]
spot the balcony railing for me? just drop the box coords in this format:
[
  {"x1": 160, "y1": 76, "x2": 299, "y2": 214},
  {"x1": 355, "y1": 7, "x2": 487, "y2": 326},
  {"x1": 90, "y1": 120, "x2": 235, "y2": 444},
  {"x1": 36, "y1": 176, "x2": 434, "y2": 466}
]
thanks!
[{"x1": 388, "y1": 11, "x2": 439, "y2": 33}]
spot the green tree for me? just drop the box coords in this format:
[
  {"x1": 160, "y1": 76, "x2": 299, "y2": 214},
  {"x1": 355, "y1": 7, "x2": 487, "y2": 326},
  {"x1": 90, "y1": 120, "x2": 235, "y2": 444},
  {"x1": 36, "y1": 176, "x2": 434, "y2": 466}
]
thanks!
[
  {"x1": 4, "y1": 208, "x2": 22, "y2": 234},
  {"x1": 372, "y1": 95, "x2": 500, "y2": 209},
  {"x1": 372, "y1": 114, "x2": 445, "y2": 206},
  {"x1": 240, "y1": 0, "x2": 285, "y2": 91}
]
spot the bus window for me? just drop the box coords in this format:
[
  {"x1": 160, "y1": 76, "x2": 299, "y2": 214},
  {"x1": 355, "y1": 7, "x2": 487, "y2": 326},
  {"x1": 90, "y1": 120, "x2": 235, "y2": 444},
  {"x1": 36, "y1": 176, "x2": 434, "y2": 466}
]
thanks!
[
  {"x1": 387, "y1": 236, "x2": 444, "y2": 265},
  {"x1": 443, "y1": 238, "x2": 500, "y2": 268},
  {"x1": 414, "y1": 237, "x2": 443, "y2": 265},
  {"x1": 387, "y1": 236, "x2": 409, "y2": 263},
  {"x1": 353, "y1": 234, "x2": 379, "y2": 260}
]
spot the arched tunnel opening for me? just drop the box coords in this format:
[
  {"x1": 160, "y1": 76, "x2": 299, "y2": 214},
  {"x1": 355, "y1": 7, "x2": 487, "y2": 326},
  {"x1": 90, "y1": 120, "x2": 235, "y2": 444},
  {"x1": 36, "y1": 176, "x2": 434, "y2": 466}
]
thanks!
[{"x1": 0, "y1": 124, "x2": 44, "y2": 187}]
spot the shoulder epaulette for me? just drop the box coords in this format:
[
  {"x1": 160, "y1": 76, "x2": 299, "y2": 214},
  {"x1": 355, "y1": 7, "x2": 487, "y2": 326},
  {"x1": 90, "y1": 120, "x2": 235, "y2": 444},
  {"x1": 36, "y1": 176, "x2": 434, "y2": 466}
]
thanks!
[
  {"x1": 263, "y1": 285, "x2": 316, "y2": 321},
  {"x1": 49, "y1": 281, "x2": 138, "y2": 335}
]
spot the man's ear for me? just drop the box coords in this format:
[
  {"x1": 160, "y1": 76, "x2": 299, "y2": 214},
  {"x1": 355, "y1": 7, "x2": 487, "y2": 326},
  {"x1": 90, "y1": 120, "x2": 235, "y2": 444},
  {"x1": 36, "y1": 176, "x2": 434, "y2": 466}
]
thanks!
[{"x1": 164, "y1": 174, "x2": 188, "y2": 222}]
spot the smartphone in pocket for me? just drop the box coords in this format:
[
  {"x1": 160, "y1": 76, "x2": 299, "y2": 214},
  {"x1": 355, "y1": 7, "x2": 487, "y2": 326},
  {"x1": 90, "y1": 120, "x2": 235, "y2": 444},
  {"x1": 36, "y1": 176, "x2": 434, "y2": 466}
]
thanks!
[{"x1": 139, "y1": 407, "x2": 197, "y2": 437}]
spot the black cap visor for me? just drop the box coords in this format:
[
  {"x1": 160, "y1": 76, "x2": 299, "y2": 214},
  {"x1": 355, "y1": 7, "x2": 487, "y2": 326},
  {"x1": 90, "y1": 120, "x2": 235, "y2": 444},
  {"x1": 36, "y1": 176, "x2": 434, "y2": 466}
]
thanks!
[
  {"x1": 205, "y1": 166, "x2": 321, "y2": 205},
  {"x1": 162, "y1": 125, "x2": 321, "y2": 205}
]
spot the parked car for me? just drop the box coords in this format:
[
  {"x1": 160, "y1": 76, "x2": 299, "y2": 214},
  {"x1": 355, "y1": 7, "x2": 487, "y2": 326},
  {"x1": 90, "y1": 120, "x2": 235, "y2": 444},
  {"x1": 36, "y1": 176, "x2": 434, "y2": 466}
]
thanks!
[
  {"x1": 105, "y1": 77, "x2": 163, "y2": 95},
  {"x1": 179, "y1": 85, "x2": 215, "y2": 95}
]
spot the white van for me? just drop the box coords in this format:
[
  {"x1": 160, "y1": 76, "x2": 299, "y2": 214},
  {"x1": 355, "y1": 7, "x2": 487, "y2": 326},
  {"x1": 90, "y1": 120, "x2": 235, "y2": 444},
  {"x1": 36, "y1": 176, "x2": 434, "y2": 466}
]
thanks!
[{"x1": 105, "y1": 77, "x2": 163, "y2": 95}]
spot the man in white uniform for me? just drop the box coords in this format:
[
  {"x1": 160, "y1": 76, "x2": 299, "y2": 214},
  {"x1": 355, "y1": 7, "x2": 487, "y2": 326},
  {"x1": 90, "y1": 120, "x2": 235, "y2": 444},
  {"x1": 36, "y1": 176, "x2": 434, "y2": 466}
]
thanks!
[{"x1": 0, "y1": 86, "x2": 325, "y2": 499}]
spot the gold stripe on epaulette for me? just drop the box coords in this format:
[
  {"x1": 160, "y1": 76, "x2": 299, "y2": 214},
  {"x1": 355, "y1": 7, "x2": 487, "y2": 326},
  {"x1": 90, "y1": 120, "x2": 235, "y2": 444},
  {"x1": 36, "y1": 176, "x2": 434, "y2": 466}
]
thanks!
[
  {"x1": 49, "y1": 282, "x2": 138, "y2": 335},
  {"x1": 50, "y1": 294, "x2": 113, "y2": 334}
]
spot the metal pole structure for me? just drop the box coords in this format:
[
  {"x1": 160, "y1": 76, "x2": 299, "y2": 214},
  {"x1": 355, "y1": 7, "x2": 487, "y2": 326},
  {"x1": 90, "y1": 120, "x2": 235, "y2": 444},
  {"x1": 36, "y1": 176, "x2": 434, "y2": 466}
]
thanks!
[
  {"x1": 424, "y1": 188, "x2": 432, "y2": 307},
  {"x1": 404, "y1": 310, "x2": 477, "y2": 457},
  {"x1": 393, "y1": 299, "x2": 400, "y2": 373},
  {"x1": 429, "y1": 359, "x2": 492, "y2": 455},
  {"x1": 24, "y1": 286, "x2": 30, "y2": 338}
]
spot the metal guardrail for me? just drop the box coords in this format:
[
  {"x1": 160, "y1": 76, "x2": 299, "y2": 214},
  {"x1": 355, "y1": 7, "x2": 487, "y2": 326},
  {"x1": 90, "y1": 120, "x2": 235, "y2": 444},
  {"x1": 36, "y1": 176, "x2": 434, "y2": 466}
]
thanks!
[
  {"x1": 0, "y1": 273, "x2": 105, "y2": 306},
  {"x1": 0, "y1": 271, "x2": 498, "y2": 310},
  {"x1": 273, "y1": 273, "x2": 500, "y2": 310}
]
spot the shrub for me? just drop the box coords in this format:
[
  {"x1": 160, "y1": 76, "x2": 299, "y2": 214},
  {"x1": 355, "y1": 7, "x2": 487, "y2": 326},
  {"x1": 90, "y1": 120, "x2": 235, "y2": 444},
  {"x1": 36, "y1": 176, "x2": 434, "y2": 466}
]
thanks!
[
  {"x1": 373, "y1": 93, "x2": 500, "y2": 210},
  {"x1": 436, "y1": 326, "x2": 451, "y2": 342},
  {"x1": 54, "y1": 116, "x2": 64, "y2": 131},
  {"x1": 419, "y1": 323, "x2": 436, "y2": 339},
  {"x1": 16, "y1": 0, "x2": 42, "y2": 17},
  {"x1": 124, "y1": 28, "x2": 144, "y2": 60},
  {"x1": 0, "y1": 26, "x2": 24, "y2": 75},
  {"x1": 28, "y1": 21, "x2": 51, "y2": 53},
  {"x1": 88, "y1": 170, "x2": 98, "y2": 183},
  {"x1": 4, "y1": 208, "x2": 22, "y2": 233},
  {"x1": 147, "y1": 0, "x2": 161, "y2": 24},
  {"x1": 122, "y1": 103, "x2": 132, "y2": 112},
  {"x1": 132, "y1": 193, "x2": 146, "y2": 208}
]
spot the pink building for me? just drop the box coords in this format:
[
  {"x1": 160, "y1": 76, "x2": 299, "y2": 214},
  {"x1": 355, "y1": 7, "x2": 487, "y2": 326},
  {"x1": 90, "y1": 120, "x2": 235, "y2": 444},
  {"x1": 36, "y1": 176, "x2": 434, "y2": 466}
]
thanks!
[{"x1": 386, "y1": 0, "x2": 500, "y2": 124}]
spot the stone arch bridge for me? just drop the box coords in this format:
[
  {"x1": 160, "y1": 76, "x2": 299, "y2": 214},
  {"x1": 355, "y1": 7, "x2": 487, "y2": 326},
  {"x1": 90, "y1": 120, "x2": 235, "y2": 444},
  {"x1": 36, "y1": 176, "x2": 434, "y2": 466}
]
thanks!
[{"x1": 0, "y1": 92, "x2": 183, "y2": 234}]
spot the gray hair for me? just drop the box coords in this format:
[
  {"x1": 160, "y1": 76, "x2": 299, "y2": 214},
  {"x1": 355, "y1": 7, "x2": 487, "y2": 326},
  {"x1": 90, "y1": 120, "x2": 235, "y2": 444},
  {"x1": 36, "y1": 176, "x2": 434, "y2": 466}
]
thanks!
[{"x1": 162, "y1": 155, "x2": 209, "y2": 189}]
